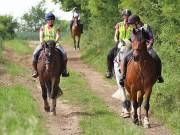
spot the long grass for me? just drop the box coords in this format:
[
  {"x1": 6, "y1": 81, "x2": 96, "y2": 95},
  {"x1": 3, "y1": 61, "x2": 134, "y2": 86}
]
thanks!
[
  {"x1": 61, "y1": 70, "x2": 144, "y2": 135},
  {"x1": 0, "y1": 85, "x2": 46, "y2": 135}
]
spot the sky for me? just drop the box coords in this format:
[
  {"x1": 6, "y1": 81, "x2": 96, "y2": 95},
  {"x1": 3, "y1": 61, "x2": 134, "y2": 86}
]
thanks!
[{"x1": 0, "y1": 0, "x2": 72, "y2": 21}]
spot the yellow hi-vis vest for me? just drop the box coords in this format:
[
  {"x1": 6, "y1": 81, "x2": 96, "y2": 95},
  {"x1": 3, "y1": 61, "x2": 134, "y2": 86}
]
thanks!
[
  {"x1": 119, "y1": 22, "x2": 133, "y2": 40},
  {"x1": 44, "y1": 24, "x2": 56, "y2": 41}
]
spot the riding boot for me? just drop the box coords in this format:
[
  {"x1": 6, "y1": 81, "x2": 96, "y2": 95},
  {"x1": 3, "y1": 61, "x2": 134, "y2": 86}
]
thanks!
[
  {"x1": 106, "y1": 56, "x2": 113, "y2": 78},
  {"x1": 62, "y1": 60, "x2": 69, "y2": 77},
  {"x1": 156, "y1": 57, "x2": 164, "y2": 83},
  {"x1": 32, "y1": 61, "x2": 38, "y2": 78},
  {"x1": 157, "y1": 62, "x2": 164, "y2": 83}
]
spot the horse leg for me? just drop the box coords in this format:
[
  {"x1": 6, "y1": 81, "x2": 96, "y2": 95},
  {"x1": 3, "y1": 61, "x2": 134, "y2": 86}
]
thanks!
[
  {"x1": 131, "y1": 91, "x2": 138, "y2": 125},
  {"x1": 40, "y1": 80, "x2": 50, "y2": 112},
  {"x1": 73, "y1": 37, "x2": 76, "y2": 50},
  {"x1": 50, "y1": 78, "x2": 60, "y2": 116},
  {"x1": 137, "y1": 91, "x2": 144, "y2": 125},
  {"x1": 77, "y1": 36, "x2": 80, "y2": 50},
  {"x1": 143, "y1": 88, "x2": 152, "y2": 128}
]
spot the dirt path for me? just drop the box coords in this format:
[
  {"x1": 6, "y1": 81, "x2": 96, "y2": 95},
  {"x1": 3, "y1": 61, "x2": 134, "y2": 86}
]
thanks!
[
  {"x1": 64, "y1": 44, "x2": 172, "y2": 135},
  {"x1": 1, "y1": 41, "x2": 82, "y2": 135}
]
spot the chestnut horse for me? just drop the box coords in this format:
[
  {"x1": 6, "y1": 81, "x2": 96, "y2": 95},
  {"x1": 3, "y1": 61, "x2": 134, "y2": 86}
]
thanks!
[
  {"x1": 37, "y1": 40, "x2": 64, "y2": 115},
  {"x1": 71, "y1": 17, "x2": 81, "y2": 50},
  {"x1": 125, "y1": 29, "x2": 158, "y2": 128}
]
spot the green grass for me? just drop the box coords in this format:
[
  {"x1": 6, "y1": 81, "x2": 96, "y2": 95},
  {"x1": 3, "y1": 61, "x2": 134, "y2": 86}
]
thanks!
[
  {"x1": 4, "y1": 61, "x2": 29, "y2": 76},
  {"x1": 4, "y1": 39, "x2": 32, "y2": 54},
  {"x1": 0, "y1": 85, "x2": 46, "y2": 135},
  {"x1": 61, "y1": 70, "x2": 144, "y2": 135}
]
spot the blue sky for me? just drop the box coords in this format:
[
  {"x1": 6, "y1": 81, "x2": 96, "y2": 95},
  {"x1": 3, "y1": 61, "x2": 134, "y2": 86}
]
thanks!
[{"x1": 0, "y1": 0, "x2": 72, "y2": 21}]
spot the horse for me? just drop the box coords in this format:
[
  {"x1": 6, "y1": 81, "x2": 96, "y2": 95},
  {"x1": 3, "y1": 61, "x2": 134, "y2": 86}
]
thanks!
[
  {"x1": 71, "y1": 17, "x2": 81, "y2": 50},
  {"x1": 124, "y1": 29, "x2": 158, "y2": 128},
  {"x1": 112, "y1": 40, "x2": 131, "y2": 118},
  {"x1": 37, "y1": 40, "x2": 64, "y2": 115}
]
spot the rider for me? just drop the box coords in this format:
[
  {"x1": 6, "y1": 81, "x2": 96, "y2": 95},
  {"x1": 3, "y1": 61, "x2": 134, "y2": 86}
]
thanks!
[
  {"x1": 32, "y1": 12, "x2": 69, "y2": 78},
  {"x1": 119, "y1": 15, "x2": 164, "y2": 86},
  {"x1": 70, "y1": 7, "x2": 83, "y2": 33},
  {"x1": 106, "y1": 9, "x2": 133, "y2": 78}
]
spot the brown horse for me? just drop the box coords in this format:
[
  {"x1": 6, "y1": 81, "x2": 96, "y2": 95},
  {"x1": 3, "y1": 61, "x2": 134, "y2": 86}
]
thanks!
[
  {"x1": 125, "y1": 29, "x2": 158, "y2": 128},
  {"x1": 37, "y1": 40, "x2": 64, "y2": 115},
  {"x1": 71, "y1": 17, "x2": 81, "y2": 50}
]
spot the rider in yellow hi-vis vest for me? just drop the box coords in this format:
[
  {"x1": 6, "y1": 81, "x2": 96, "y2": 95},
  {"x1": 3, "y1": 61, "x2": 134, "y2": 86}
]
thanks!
[
  {"x1": 106, "y1": 9, "x2": 133, "y2": 78},
  {"x1": 32, "y1": 12, "x2": 69, "y2": 78}
]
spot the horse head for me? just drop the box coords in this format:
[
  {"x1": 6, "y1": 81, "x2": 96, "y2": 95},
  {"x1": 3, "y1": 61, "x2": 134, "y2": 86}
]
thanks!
[
  {"x1": 131, "y1": 28, "x2": 148, "y2": 61},
  {"x1": 43, "y1": 40, "x2": 56, "y2": 70}
]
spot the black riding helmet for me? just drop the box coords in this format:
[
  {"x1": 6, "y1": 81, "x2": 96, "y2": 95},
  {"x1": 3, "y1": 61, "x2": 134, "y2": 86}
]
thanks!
[
  {"x1": 45, "y1": 12, "x2": 55, "y2": 21},
  {"x1": 128, "y1": 15, "x2": 141, "y2": 24},
  {"x1": 121, "y1": 9, "x2": 132, "y2": 16}
]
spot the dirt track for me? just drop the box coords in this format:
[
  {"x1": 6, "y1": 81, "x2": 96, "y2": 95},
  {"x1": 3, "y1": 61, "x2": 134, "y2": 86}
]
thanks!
[{"x1": 1, "y1": 41, "x2": 172, "y2": 135}]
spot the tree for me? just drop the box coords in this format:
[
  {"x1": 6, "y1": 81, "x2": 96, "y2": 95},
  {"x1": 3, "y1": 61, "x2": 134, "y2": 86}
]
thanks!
[
  {"x1": 20, "y1": 0, "x2": 46, "y2": 32},
  {"x1": 0, "y1": 15, "x2": 18, "y2": 39}
]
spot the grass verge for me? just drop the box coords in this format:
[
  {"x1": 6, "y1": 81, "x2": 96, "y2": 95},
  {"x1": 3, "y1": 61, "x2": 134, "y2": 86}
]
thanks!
[{"x1": 0, "y1": 85, "x2": 46, "y2": 135}]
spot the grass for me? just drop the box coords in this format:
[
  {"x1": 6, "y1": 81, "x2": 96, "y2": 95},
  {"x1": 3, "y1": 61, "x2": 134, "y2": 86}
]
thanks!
[
  {"x1": 4, "y1": 61, "x2": 29, "y2": 76},
  {"x1": 0, "y1": 85, "x2": 46, "y2": 135},
  {"x1": 61, "y1": 70, "x2": 144, "y2": 135},
  {"x1": 4, "y1": 39, "x2": 32, "y2": 54}
]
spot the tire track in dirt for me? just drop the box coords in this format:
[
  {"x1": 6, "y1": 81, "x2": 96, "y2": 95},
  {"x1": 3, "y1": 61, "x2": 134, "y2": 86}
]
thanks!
[
  {"x1": 64, "y1": 44, "x2": 172, "y2": 135},
  {"x1": 1, "y1": 41, "x2": 82, "y2": 135}
]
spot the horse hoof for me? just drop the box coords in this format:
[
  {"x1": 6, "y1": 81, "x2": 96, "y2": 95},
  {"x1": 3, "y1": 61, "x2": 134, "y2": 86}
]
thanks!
[
  {"x1": 50, "y1": 111, "x2": 56, "y2": 116},
  {"x1": 133, "y1": 118, "x2": 139, "y2": 125},
  {"x1": 138, "y1": 120, "x2": 142, "y2": 125},
  {"x1": 44, "y1": 106, "x2": 50, "y2": 112},
  {"x1": 143, "y1": 123, "x2": 150, "y2": 128},
  {"x1": 121, "y1": 112, "x2": 130, "y2": 118}
]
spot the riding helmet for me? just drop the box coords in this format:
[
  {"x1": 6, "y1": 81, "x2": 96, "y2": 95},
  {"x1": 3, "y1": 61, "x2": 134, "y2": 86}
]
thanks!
[
  {"x1": 45, "y1": 12, "x2": 55, "y2": 21},
  {"x1": 121, "y1": 9, "x2": 132, "y2": 16},
  {"x1": 128, "y1": 15, "x2": 141, "y2": 24}
]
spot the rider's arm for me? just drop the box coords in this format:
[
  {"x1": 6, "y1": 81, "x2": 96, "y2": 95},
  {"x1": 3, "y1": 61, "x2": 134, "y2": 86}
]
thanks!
[
  {"x1": 39, "y1": 26, "x2": 44, "y2": 44},
  {"x1": 56, "y1": 28, "x2": 61, "y2": 43},
  {"x1": 114, "y1": 23, "x2": 119, "y2": 42}
]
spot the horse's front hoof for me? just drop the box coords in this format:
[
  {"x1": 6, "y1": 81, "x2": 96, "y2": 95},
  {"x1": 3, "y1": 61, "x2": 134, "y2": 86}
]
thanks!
[
  {"x1": 44, "y1": 106, "x2": 50, "y2": 112},
  {"x1": 50, "y1": 111, "x2": 56, "y2": 116},
  {"x1": 133, "y1": 118, "x2": 139, "y2": 125},
  {"x1": 121, "y1": 112, "x2": 130, "y2": 118},
  {"x1": 143, "y1": 123, "x2": 150, "y2": 128}
]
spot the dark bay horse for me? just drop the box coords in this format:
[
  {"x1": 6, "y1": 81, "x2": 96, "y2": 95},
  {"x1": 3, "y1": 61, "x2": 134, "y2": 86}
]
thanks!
[
  {"x1": 71, "y1": 17, "x2": 81, "y2": 50},
  {"x1": 37, "y1": 40, "x2": 64, "y2": 115},
  {"x1": 125, "y1": 29, "x2": 158, "y2": 128}
]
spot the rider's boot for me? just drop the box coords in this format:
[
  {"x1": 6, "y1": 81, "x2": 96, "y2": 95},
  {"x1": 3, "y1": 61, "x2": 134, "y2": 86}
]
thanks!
[
  {"x1": 32, "y1": 61, "x2": 38, "y2": 78},
  {"x1": 62, "y1": 60, "x2": 69, "y2": 77},
  {"x1": 105, "y1": 55, "x2": 113, "y2": 78},
  {"x1": 119, "y1": 59, "x2": 128, "y2": 87},
  {"x1": 157, "y1": 75, "x2": 164, "y2": 83}
]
